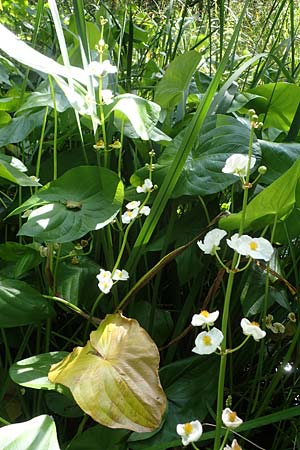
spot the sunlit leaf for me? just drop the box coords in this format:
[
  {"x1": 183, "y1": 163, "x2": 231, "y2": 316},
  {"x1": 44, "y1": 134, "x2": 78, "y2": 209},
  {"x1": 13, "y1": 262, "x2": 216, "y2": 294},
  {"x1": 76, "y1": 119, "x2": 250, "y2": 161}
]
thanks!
[
  {"x1": 15, "y1": 166, "x2": 123, "y2": 243},
  {"x1": 48, "y1": 314, "x2": 167, "y2": 432},
  {"x1": 0, "y1": 415, "x2": 60, "y2": 450},
  {"x1": 10, "y1": 352, "x2": 68, "y2": 392},
  {"x1": 154, "y1": 50, "x2": 202, "y2": 109},
  {"x1": 0, "y1": 110, "x2": 46, "y2": 148},
  {"x1": 0, "y1": 153, "x2": 41, "y2": 186}
]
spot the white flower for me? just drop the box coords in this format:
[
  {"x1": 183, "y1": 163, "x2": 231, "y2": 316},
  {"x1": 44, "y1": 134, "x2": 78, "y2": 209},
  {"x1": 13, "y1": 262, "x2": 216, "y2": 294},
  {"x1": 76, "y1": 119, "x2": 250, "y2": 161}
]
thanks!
[
  {"x1": 191, "y1": 310, "x2": 219, "y2": 328},
  {"x1": 87, "y1": 60, "x2": 117, "y2": 77},
  {"x1": 140, "y1": 205, "x2": 151, "y2": 216},
  {"x1": 112, "y1": 269, "x2": 129, "y2": 281},
  {"x1": 96, "y1": 269, "x2": 113, "y2": 294},
  {"x1": 176, "y1": 420, "x2": 203, "y2": 446},
  {"x1": 121, "y1": 208, "x2": 139, "y2": 224},
  {"x1": 224, "y1": 439, "x2": 243, "y2": 450},
  {"x1": 222, "y1": 154, "x2": 256, "y2": 177},
  {"x1": 101, "y1": 89, "x2": 114, "y2": 105},
  {"x1": 227, "y1": 234, "x2": 273, "y2": 262},
  {"x1": 241, "y1": 318, "x2": 266, "y2": 341},
  {"x1": 222, "y1": 408, "x2": 243, "y2": 429},
  {"x1": 192, "y1": 327, "x2": 223, "y2": 355},
  {"x1": 136, "y1": 178, "x2": 153, "y2": 193},
  {"x1": 126, "y1": 201, "x2": 141, "y2": 210},
  {"x1": 197, "y1": 229, "x2": 227, "y2": 255}
]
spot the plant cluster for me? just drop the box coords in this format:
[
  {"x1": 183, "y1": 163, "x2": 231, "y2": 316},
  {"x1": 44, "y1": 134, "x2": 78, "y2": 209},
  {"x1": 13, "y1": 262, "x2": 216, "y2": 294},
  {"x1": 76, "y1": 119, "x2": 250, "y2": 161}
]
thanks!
[{"x1": 0, "y1": 1, "x2": 300, "y2": 450}]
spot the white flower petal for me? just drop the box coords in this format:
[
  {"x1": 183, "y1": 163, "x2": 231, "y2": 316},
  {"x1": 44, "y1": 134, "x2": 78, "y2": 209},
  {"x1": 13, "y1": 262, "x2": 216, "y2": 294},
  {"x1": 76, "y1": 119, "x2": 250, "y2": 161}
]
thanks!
[
  {"x1": 241, "y1": 318, "x2": 266, "y2": 341},
  {"x1": 176, "y1": 420, "x2": 203, "y2": 446},
  {"x1": 126, "y1": 201, "x2": 141, "y2": 210},
  {"x1": 222, "y1": 408, "x2": 243, "y2": 429},
  {"x1": 121, "y1": 207, "x2": 139, "y2": 224},
  {"x1": 112, "y1": 269, "x2": 129, "y2": 281},
  {"x1": 197, "y1": 229, "x2": 227, "y2": 255},
  {"x1": 227, "y1": 234, "x2": 274, "y2": 261},
  {"x1": 140, "y1": 205, "x2": 151, "y2": 216},
  {"x1": 222, "y1": 154, "x2": 256, "y2": 177},
  {"x1": 191, "y1": 310, "x2": 219, "y2": 327},
  {"x1": 136, "y1": 178, "x2": 153, "y2": 193},
  {"x1": 192, "y1": 327, "x2": 223, "y2": 355}
]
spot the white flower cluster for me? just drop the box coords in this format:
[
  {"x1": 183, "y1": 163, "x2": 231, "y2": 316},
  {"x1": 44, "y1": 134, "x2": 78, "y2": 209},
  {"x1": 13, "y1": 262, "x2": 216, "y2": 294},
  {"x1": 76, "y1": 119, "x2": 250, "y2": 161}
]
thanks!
[
  {"x1": 197, "y1": 229, "x2": 274, "y2": 262},
  {"x1": 87, "y1": 60, "x2": 117, "y2": 77},
  {"x1": 96, "y1": 268, "x2": 129, "y2": 294},
  {"x1": 121, "y1": 201, "x2": 150, "y2": 224},
  {"x1": 222, "y1": 153, "x2": 256, "y2": 178}
]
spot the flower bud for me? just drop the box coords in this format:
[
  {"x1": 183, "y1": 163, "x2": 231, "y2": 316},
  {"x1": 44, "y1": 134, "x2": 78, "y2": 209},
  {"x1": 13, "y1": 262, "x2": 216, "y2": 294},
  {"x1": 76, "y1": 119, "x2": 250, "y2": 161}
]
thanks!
[{"x1": 258, "y1": 165, "x2": 267, "y2": 175}]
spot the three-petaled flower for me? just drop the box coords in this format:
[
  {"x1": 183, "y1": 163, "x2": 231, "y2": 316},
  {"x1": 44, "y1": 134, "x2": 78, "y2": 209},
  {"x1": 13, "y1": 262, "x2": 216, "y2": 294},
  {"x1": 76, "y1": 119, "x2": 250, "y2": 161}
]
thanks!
[
  {"x1": 192, "y1": 327, "x2": 224, "y2": 355},
  {"x1": 222, "y1": 154, "x2": 256, "y2": 178},
  {"x1": 241, "y1": 318, "x2": 266, "y2": 341},
  {"x1": 222, "y1": 408, "x2": 243, "y2": 429},
  {"x1": 191, "y1": 310, "x2": 219, "y2": 328},
  {"x1": 87, "y1": 60, "x2": 117, "y2": 77},
  {"x1": 197, "y1": 229, "x2": 227, "y2": 255},
  {"x1": 227, "y1": 234, "x2": 274, "y2": 262},
  {"x1": 176, "y1": 420, "x2": 203, "y2": 446},
  {"x1": 136, "y1": 178, "x2": 153, "y2": 193}
]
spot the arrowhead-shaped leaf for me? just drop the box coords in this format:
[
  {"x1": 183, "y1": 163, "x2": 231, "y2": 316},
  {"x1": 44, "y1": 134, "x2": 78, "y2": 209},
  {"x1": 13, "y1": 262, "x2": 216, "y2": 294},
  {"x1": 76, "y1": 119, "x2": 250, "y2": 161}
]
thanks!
[
  {"x1": 48, "y1": 314, "x2": 167, "y2": 432},
  {"x1": 13, "y1": 166, "x2": 124, "y2": 243}
]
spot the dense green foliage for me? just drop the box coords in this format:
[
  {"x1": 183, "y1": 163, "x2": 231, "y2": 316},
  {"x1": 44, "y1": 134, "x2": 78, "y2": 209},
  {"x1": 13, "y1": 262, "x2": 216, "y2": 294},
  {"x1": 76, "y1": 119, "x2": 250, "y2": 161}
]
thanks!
[{"x1": 1, "y1": 1, "x2": 300, "y2": 449}]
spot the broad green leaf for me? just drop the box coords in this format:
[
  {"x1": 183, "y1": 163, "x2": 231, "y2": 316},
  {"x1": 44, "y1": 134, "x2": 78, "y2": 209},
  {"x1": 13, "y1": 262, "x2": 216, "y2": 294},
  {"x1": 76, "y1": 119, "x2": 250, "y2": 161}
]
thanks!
[
  {"x1": 17, "y1": 91, "x2": 69, "y2": 114},
  {"x1": 0, "y1": 242, "x2": 42, "y2": 277},
  {"x1": 249, "y1": 82, "x2": 300, "y2": 131},
  {"x1": 67, "y1": 425, "x2": 129, "y2": 450},
  {"x1": 0, "y1": 153, "x2": 41, "y2": 186},
  {"x1": 56, "y1": 258, "x2": 100, "y2": 306},
  {"x1": 0, "y1": 415, "x2": 60, "y2": 450},
  {"x1": 131, "y1": 115, "x2": 260, "y2": 197},
  {"x1": 48, "y1": 314, "x2": 167, "y2": 432},
  {"x1": 219, "y1": 159, "x2": 300, "y2": 231},
  {"x1": 10, "y1": 352, "x2": 68, "y2": 391},
  {"x1": 154, "y1": 50, "x2": 202, "y2": 109},
  {"x1": 45, "y1": 391, "x2": 83, "y2": 418},
  {"x1": 128, "y1": 356, "x2": 219, "y2": 449},
  {"x1": 17, "y1": 166, "x2": 124, "y2": 243},
  {"x1": 259, "y1": 139, "x2": 300, "y2": 184},
  {"x1": 0, "y1": 110, "x2": 46, "y2": 147},
  {"x1": 106, "y1": 94, "x2": 161, "y2": 141},
  {"x1": 0, "y1": 277, "x2": 54, "y2": 327}
]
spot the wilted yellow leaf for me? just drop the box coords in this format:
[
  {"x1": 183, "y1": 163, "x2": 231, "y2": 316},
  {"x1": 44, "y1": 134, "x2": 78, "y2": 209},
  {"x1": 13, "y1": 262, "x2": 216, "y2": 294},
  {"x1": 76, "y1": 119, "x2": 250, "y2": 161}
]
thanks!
[{"x1": 48, "y1": 313, "x2": 166, "y2": 432}]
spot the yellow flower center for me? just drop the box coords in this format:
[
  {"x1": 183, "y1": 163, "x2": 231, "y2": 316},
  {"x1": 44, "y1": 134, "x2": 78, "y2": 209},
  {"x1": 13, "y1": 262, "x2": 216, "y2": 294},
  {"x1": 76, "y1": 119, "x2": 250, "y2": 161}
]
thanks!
[
  {"x1": 249, "y1": 241, "x2": 258, "y2": 250},
  {"x1": 228, "y1": 411, "x2": 237, "y2": 422},
  {"x1": 203, "y1": 335, "x2": 212, "y2": 346},
  {"x1": 251, "y1": 321, "x2": 259, "y2": 327},
  {"x1": 127, "y1": 211, "x2": 133, "y2": 217},
  {"x1": 233, "y1": 442, "x2": 242, "y2": 450},
  {"x1": 200, "y1": 310, "x2": 209, "y2": 317},
  {"x1": 183, "y1": 423, "x2": 193, "y2": 434}
]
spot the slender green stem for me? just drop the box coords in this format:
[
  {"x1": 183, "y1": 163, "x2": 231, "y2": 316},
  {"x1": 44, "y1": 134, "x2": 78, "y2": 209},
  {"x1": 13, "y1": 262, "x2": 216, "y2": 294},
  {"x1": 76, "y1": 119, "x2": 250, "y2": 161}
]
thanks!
[
  {"x1": 226, "y1": 335, "x2": 250, "y2": 354},
  {"x1": 219, "y1": 428, "x2": 230, "y2": 450},
  {"x1": 48, "y1": 76, "x2": 58, "y2": 180},
  {"x1": 191, "y1": 442, "x2": 200, "y2": 450},
  {"x1": 35, "y1": 106, "x2": 48, "y2": 191}
]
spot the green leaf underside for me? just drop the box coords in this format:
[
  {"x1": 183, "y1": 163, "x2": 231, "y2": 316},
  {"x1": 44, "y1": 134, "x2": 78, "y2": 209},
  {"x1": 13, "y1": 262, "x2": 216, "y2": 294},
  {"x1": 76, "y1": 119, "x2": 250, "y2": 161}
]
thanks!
[
  {"x1": 0, "y1": 277, "x2": 54, "y2": 327},
  {"x1": 48, "y1": 314, "x2": 167, "y2": 432},
  {"x1": 0, "y1": 415, "x2": 60, "y2": 450},
  {"x1": 17, "y1": 166, "x2": 124, "y2": 242},
  {"x1": 219, "y1": 159, "x2": 300, "y2": 231}
]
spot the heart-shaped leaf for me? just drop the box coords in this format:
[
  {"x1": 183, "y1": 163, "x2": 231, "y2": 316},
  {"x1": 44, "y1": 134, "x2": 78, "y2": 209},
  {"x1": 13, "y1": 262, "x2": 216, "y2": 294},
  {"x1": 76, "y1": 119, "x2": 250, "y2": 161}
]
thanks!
[
  {"x1": 15, "y1": 166, "x2": 123, "y2": 243},
  {"x1": 0, "y1": 415, "x2": 60, "y2": 450},
  {"x1": 48, "y1": 314, "x2": 167, "y2": 432},
  {"x1": 0, "y1": 277, "x2": 54, "y2": 327}
]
